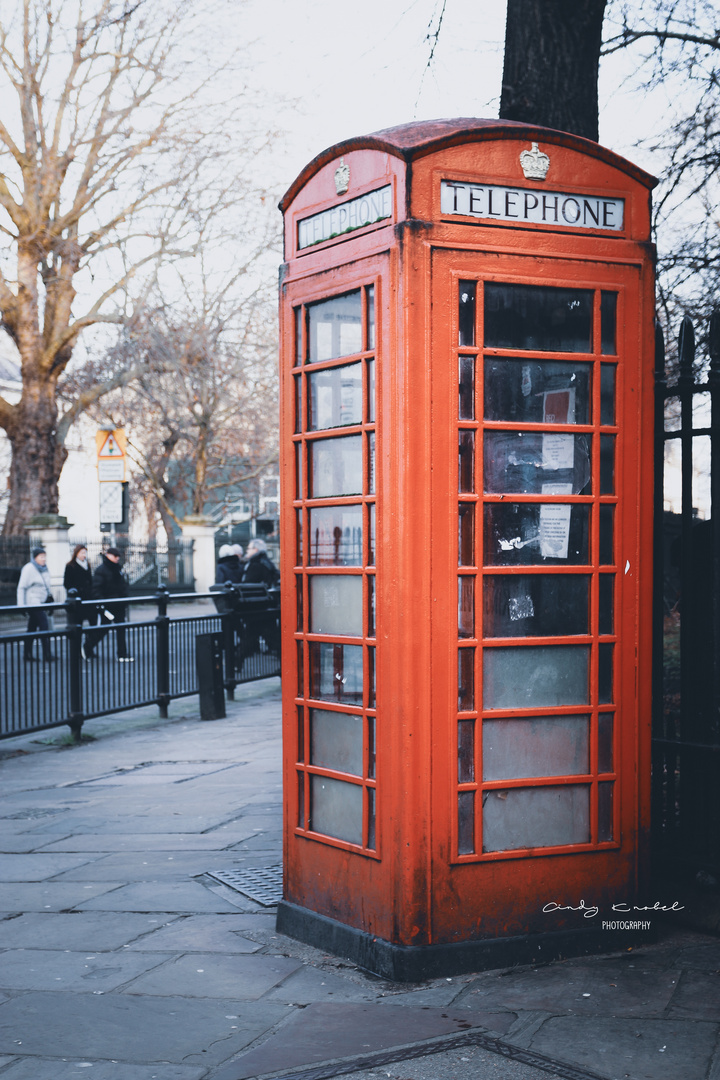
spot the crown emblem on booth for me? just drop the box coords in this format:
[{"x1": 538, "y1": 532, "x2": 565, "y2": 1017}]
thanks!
[
  {"x1": 519, "y1": 142, "x2": 550, "y2": 180},
  {"x1": 334, "y1": 158, "x2": 350, "y2": 195}
]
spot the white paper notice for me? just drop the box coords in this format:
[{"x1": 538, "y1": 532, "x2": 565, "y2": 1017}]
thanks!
[
  {"x1": 542, "y1": 433, "x2": 575, "y2": 470},
  {"x1": 540, "y1": 483, "x2": 573, "y2": 559}
]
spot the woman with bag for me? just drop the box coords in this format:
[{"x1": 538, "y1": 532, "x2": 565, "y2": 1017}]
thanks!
[
  {"x1": 16, "y1": 547, "x2": 56, "y2": 663},
  {"x1": 63, "y1": 545, "x2": 93, "y2": 623}
]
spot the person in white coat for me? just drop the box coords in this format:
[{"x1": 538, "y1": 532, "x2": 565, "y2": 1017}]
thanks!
[{"x1": 16, "y1": 547, "x2": 56, "y2": 662}]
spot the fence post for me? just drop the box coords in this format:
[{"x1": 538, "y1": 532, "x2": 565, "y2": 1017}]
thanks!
[
  {"x1": 155, "y1": 585, "x2": 170, "y2": 718},
  {"x1": 709, "y1": 308, "x2": 720, "y2": 739},
  {"x1": 222, "y1": 581, "x2": 238, "y2": 701},
  {"x1": 66, "y1": 588, "x2": 84, "y2": 742}
]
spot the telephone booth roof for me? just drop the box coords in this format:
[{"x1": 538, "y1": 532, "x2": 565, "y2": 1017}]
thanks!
[{"x1": 280, "y1": 117, "x2": 657, "y2": 212}]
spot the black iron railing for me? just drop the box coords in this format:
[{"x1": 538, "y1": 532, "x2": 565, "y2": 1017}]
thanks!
[
  {"x1": 0, "y1": 584, "x2": 280, "y2": 742},
  {"x1": 653, "y1": 312, "x2": 720, "y2": 880}
]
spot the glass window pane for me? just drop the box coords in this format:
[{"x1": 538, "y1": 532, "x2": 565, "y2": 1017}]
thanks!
[
  {"x1": 459, "y1": 280, "x2": 476, "y2": 346},
  {"x1": 600, "y1": 364, "x2": 616, "y2": 425},
  {"x1": 599, "y1": 575, "x2": 614, "y2": 635},
  {"x1": 484, "y1": 432, "x2": 591, "y2": 495},
  {"x1": 310, "y1": 775, "x2": 363, "y2": 845},
  {"x1": 295, "y1": 442, "x2": 303, "y2": 499},
  {"x1": 297, "y1": 770, "x2": 305, "y2": 828},
  {"x1": 458, "y1": 719, "x2": 475, "y2": 781},
  {"x1": 308, "y1": 291, "x2": 362, "y2": 362},
  {"x1": 297, "y1": 705, "x2": 305, "y2": 762},
  {"x1": 484, "y1": 283, "x2": 593, "y2": 352},
  {"x1": 297, "y1": 641, "x2": 304, "y2": 696},
  {"x1": 483, "y1": 715, "x2": 589, "y2": 780},
  {"x1": 600, "y1": 435, "x2": 615, "y2": 494},
  {"x1": 309, "y1": 642, "x2": 363, "y2": 704},
  {"x1": 599, "y1": 505, "x2": 614, "y2": 565},
  {"x1": 310, "y1": 708, "x2": 363, "y2": 775},
  {"x1": 296, "y1": 574, "x2": 303, "y2": 631},
  {"x1": 483, "y1": 784, "x2": 590, "y2": 851},
  {"x1": 458, "y1": 647, "x2": 475, "y2": 710},
  {"x1": 599, "y1": 643, "x2": 613, "y2": 704},
  {"x1": 308, "y1": 363, "x2": 362, "y2": 430},
  {"x1": 459, "y1": 356, "x2": 475, "y2": 419},
  {"x1": 458, "y1": 790, "x2": 475, "y2": 854},
  {"x1": 598, "y1": 781, "x2": 614, "y2": 841},
  {"x1": 368, "y1": 503, "x2": 375, "y2": 566},
  {"x1": 484, "y1": 359, "x2": 591, "y2": 424},
  {"x1": 483, "y1": 574, "x2": 589, "y2": 637},
  {"x1": 484, "y1": 503, "x2": 590, "y2": 566},
  {"x1": 367, "y1": 788, "x2": 376, "y2": 850},
  {"x1": 368, "y1": 716, "x2": 376, "y2": 779},
  {"x1": 294, "y1": 375, "x2": 302, "y2": 433},
  {"x1": 368, "y1": 574, "x2": 375, "y2": 637},
  {"x1": 367, "y1": 358, "x2": 376, "y2": 423},
  {"x1": 294, "y1": 306, "x2": 303, "y2": 365},
  {"x1": 459, "y1": 502, "x2": 475, "y2": 565},
  {"x1": 483, "y1": 645, "x2": 590, "y2": 708},
  {"x1": 309, "y1": 505, "x2": 362, "y2": 566},
  {"x1": 598, "y1": 713, "x2": 613, "y2": 773},
  {"x1": 309, "y1": 435, "x2": 363, "y2": 497},
  {"x1": 368, "y1": 645, "x2": 376, "y2": 708},
  {"x1": 295, "y1": 509, "x2": 303, "y2": 565},
  {"x1": 367, "y1": 285, "x2": 376, "y2": 350},
  {"x1": 310, "y1": 576, "x2": 362, "y2": 636},
  {"x1": 459, "y1": 430, "x2": 475, "y2": 493},
  {"x1": 458, "y1": 575, "x2": 475, "y2": 638},
  {"x1": 601, "y1": 292, "x2": 617, "y2": 355},
  {"x1": 368, "y1": 432, "x2": 375, "y2": 494}
]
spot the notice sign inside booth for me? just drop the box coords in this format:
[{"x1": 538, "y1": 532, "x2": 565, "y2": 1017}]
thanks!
[{"x1": 441, "y1": 180, "x2": 624, "y2": 232}]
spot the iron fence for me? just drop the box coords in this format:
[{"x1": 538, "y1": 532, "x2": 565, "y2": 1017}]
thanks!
[
  {"x1": 0, "y1": 584, "x2": 280, "y2": 741},
  {"x1": 79, "y1": 538, "x2": 194, "y2": 593},
  {"x1": 653, "y1": 312, "x2": 720, "y2": 881}
]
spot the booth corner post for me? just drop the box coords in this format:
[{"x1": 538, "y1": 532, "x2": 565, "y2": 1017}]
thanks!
[{"x1": 277, "y1": 119, "x2": 657, "y2": 979}]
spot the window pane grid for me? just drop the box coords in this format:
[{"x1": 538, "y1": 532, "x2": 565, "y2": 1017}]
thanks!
[
  {"x1": 455, "y1": 279, "x2": 620, "y2": 861},
  {"x1": 293, "y1": 285, "x2": 378, "y2": 856}
]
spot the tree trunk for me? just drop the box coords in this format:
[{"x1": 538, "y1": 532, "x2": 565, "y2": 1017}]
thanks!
[
  {"x1": 3, "y1": 385, "x2": 67, "y2": 535},
  {"x1": 500, "y1": 0, "x2": 607, "y2": 142}
]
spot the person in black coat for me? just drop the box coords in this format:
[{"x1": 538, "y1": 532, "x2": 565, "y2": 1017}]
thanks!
[
  {"x1": 215, "y1": 544, "x2": 243, "y2": 585},
  {"x1": 241, "y1": 539, "x2": 279, "y2": 586},
  {"x1": 63, "y1": 544, "x2": 94, "y2": 627},
  {"x1": 84, "y1": 548, "x2": 133, "y2": 661}
]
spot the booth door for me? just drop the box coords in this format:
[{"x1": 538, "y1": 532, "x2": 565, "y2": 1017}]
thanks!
[{"x1": 430, "y1": 248, "x2": 651, "y2": 935}]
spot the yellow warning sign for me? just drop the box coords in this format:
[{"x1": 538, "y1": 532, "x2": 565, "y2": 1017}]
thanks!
[{"x1": 96, "y1": 428, "x2": 127, "y2": 458}]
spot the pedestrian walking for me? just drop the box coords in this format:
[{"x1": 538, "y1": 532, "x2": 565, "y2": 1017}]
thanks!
[
  {"x1": 215, "y1": 544, "x2": 244, "y2": 585},
  {"x1": 63, "y1": 544, "x2": 94, "y2": 624},
  {"x1": 84, "y1": 547, "x2": 133, "y2": 661},
  {"x1": 241, "y1": 538, "x2": 279, "y2": 587},
  {"x1": 16, "y1": 547, "x2": 56, "y2": 662}
]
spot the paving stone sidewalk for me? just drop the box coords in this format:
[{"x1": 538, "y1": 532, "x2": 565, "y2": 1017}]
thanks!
[{"x1": 0, "y1": 681, "x2": 718, "y2": 1080}]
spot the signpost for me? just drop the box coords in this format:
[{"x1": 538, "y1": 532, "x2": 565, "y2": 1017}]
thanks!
[{"x1": 96, "y1": 428, "x2": 127, "y2": 537}]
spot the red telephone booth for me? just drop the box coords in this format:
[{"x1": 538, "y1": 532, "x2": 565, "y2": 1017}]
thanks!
[{"x1": 277, "y1": 119, "x2": 657, "y2": 979}]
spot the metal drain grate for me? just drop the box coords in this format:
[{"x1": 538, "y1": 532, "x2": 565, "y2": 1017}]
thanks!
[{"x1": 207, "y1": 865, "x2": 283, "y2": 906}]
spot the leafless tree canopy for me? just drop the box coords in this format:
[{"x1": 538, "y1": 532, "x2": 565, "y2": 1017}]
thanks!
[{"x1": 0, "y1": 0, "x2": 279, "y2": 533}]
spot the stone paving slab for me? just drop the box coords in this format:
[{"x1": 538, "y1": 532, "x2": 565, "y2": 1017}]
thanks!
[
  {"x1": 216, "y1": 1003, "x2": 517, "y2": 1079},
  {"x1": 122, "y1": 952, "x2": 303, "y2": 999},
  {"x1": 0, "y1": 882, "x2": 118, "y2": 912},
  {"x1": 0, "y1": 853, "x2": 100, "y2": 880},
  {"x1": 123, "y1": 914, "x2": 266, "y2": 953},
  {"x1": 262, "y1": 965, "x2": 378, "y2": 1004},
  {"x1": 0, "y1": 948, "x2": 169, "y2": 992},
  {"x1": 460, "y1": 958, "x2": 681, "y2": 1018},
  {"x1": 0, "y1": 991, "x2": 288, "y2": 1066},
  {"x1": 49, "y1": 852, "x2": 254, "y2": 882},
  {"x1": 0, "y1": 911, "x2": 179, "y2": 950},
  {"x1": 0, "y1": 1061, "x2": 207, "y2": 1080},
  {"x1": 74, "y1": 881, "x2": 245, "y2": 913},
  {"x1": 38, "y1": 831, "x2": 259, "y2": 851},
  {"x1": 529, "y1": 1015, "x2": 719, "y2": 1080},
  {"x1": 665, "y1": 970, "x2": 720, "y2": 1020},
  {"x1": 317, "y1": 1041, "x2": 575, "y2": 1080}
]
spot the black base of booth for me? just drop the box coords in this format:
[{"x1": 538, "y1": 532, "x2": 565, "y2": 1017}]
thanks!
[{"x1": 276, "y1": 901, "x2": 656, "y2": 982}]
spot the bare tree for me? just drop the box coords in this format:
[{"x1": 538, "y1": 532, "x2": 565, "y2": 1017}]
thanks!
[
  {"x1": 70, "y1": 270, "x2": 279, "y2": 535},
  {"x1": 0, "y1": 0, "x2": 276, "y2": 533}
]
